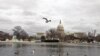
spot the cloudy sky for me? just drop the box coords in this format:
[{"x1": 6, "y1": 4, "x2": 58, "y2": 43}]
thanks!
[{"x1": 0, "y1": 0, "x2": 100, "y2": 35}]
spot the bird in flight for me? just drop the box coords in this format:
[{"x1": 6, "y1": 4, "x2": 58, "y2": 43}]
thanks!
[{"x1": 43, "y1": 17, "x2": 51, "y2": 23}]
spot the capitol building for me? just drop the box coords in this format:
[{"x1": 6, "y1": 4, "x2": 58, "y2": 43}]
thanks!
[
  {"x1": 56, "y1": 20, "x2": 65, "y2": 41},
  {"x1": 46, "y1": 20, "x2": 65, "y2": 42}
]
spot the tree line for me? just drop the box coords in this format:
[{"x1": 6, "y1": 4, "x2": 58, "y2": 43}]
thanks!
[
  {"x1": 0, "y1": 26, "x2": 36, "y2": 41},
  {"x1": 0, "y1": 26, "x2": 100, "y2": 43},
  {"x1": 41, "y1": 28, "x2": 100, "y2": 43}
]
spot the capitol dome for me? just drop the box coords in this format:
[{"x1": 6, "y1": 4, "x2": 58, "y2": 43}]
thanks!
[
  {"x1": 56, "y1": 20, "x2": 65, "y2": 42},
  {"x1": 57, "y1": 20, "x2": 64, "y2": 31}
]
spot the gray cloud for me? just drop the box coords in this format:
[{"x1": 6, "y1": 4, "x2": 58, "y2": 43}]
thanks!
[
  {"x1": 22, "y1": 10, "x2": 37, "y2": 16},
  {"x1": 0, "y1": 18, "x2": 13, "y2": 24},
  {"x1": 0, "y1": 0, "x2": 100, "y2": 35}
]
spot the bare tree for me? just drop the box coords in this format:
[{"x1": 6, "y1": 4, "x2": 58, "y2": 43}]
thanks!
[
  {"x1": 95, "y1": 34, "x2": 100, "y2": 42},
  {"x1": 0, "y1": 31, "x2": 12, "y2": 41},
  {"x1": 13, "y1": 26, "x2": 29, "y2": 40},
  {"x1": 46, "y1": 28, "x2": 57, "y2": 39}
]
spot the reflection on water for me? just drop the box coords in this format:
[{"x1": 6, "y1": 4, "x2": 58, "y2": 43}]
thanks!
[
  {"x1": 0, "y1": 43, "x2": 100, "y2": 56},
  {"x1": 44, "y1": 43, "x2": 64, "y2": 56}
]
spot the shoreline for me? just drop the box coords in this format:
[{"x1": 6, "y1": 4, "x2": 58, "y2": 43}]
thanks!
[{"x1": 0, "y1": 41, "x2": 100, "y2": 47}]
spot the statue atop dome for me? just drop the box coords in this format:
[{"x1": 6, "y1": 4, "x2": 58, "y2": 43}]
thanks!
[{"x1": 60, "y1": 20, "x2": 61, "y2": 24}]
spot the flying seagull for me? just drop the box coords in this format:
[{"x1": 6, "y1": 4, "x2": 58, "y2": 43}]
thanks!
[{"x1": 43, "y1": 17, "x2": 51, "y2": 23}]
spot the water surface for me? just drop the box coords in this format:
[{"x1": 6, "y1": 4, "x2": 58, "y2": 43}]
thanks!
[{"x1": 0, "y1": 42, "x2": 100, "y2": 56}]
